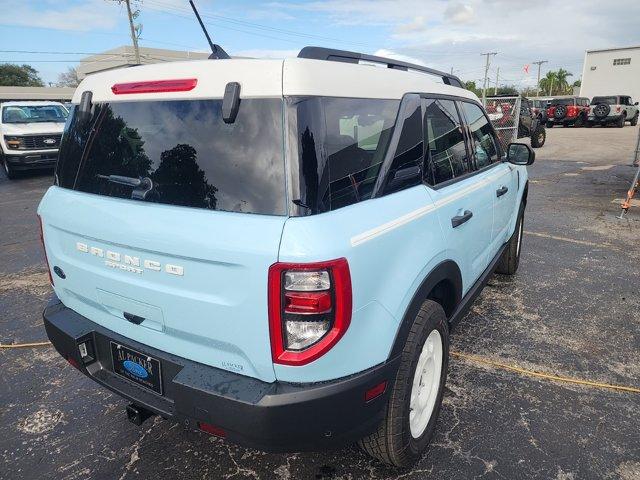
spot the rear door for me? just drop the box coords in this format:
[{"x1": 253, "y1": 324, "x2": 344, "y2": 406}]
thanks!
[
  {"x1": 422, "y1": 97, "x2": 494, "y2": 290},
  {"x1": 39, "y1": 93, "x2": 287, "y2": 382}
]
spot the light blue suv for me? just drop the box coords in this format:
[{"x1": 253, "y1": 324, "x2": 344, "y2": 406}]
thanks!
[{"x1": 38, "y1": 47, "x2": 533, "y2": 467}]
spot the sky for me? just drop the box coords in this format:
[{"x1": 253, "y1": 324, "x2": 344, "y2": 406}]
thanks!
[{"x1": 1, "y1": 0, "x2": 639, "y2": 88}]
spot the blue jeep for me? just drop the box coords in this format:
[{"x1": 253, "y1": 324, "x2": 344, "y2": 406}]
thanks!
[{"x1": 38, "y1": 47, "x2": 533, "y2": 467}]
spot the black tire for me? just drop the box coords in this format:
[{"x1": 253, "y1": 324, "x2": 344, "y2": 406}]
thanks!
[
  {"x1": 546, "y1": 122, "x2": 553, "y2": 128},
  {"x1": 1, "y1": 155, "x2": 17, "y2": 180},
  {"x1": 585, "y1": 121, "x2": 593, "y2": 128},
  {"x1": 630, "y1": 113, "x2": 639, "y2": 126},
  {"x1": 531, "y1": 126, "x2": 546, "y2": 148},
  {"x1": 496, "y1": 204, "x2": 524, "y2": 275},
  {"x1": 616, "y1": 114, "x2": 625, "y2": 128},
  {"x1": 359, "y1": 300, "x2": 449, "y2": 468},
  {"x1": 573, "y1": 114, "x2": 585, "y2": 128},
  {"x1": 561, "y1": 122, "x2": 568, "y2": 127}
]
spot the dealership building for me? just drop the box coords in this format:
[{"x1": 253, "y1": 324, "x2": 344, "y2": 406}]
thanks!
[{"x1": 580, "y1": 45, "x2": 640, "y2": 102}]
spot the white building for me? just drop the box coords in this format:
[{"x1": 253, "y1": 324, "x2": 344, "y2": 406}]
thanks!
[
  {"x1": 77, "y1": 46, "x2": 210, "y2": 80},
  {"x1": 580, "y1": 45, "x2": 640, "y2": 102}
]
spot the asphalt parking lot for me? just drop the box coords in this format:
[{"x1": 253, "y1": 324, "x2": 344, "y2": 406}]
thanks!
[{"x1": 1, "y1": 126, "x2": 639, "y2": 480}]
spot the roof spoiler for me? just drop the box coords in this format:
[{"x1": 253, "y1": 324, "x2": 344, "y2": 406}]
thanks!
[{"x1": 297, "y1": 46, "x2": 464, "y2": 88}]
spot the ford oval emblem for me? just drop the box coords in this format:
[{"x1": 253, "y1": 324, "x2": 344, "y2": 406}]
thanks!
[
  {"x1": 123, "y1": 360, "x2": 148, "y2": 379},
  {"x1": 43, "y1": 138, "x2": 56, "y2": 145}
]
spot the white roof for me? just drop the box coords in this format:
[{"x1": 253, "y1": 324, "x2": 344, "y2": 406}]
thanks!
[
  {"x1": 1, "y1": 100, "x2": 67, "y2": 107},
  {"x1": 72, "y1": 57, "x2": 478, "y2": 104}
]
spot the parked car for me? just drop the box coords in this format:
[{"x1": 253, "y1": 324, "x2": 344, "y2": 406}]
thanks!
[
  {"x1": 38, "y1": 47, "x2": 533, "y2": 468},
  {"x1": 519, "y1": 98, "x2": 546, "y2": 148},
  {"x1": 587, "y1": 95, "x2": 639, "y2": 127},
  {"x1": 529, "y1": 98, "x2": 550, "y2": 123},
  {"x1": 546, "y1": 96, "x2": 590, "y2": 127},
  {"x1": 485, "y1": 96, "x2": 545, "y2": 148},
  {"x1": 0, "y1": 101, "x2": 68, "y2": 179}
]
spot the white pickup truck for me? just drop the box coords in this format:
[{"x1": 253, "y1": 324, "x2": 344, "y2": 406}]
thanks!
[{"x1": 0, "y1": 101, "x2": 69, "y2": 179}]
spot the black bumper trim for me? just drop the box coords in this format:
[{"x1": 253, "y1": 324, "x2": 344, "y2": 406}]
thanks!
[{"x1": 43, "y1": 297, "x2": 400, "y2": 451}]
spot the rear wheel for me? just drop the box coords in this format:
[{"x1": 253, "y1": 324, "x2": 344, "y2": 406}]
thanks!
[
  {"x1": 496, "y1": 204, "x2": 524, "y2": 275},
  {"x1": 617, "y1": 114, "x2": 626, "y2": 128},
  {"x1": 585, "y1": 121, "x2": 593, "y2": 128},
  {"x1": 359, "y1": 300, "x2": 449, "y2": 467},
  {"x1": 531, "y1": 126, "x2": 546, "y2": 148},
  {"x1": 574, "y1": 114, "x2": 585, "y2": 127}
]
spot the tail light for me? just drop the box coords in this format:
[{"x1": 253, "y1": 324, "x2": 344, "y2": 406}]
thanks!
[
  {"x1": 616, "y1": 106, "x2": 622, "y2": 113},
  {"x1": 37, "y1": 215, "x2": 54, "y2": 286},
  {"x1": 268, "y1": 258, "x2": 352, "y2": 366},
  {"x1": 111, "y1": 78, "x2": 197, "y2": 95},
  {"x1": 567, "y1": 106, "x2": 578, "y2": 117}
]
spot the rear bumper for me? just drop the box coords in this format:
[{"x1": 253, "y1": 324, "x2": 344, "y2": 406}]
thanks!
[
  {"x1": 587, "y1": 114, "x2": 624, "y2": 124},
  {"x1": 43, "y1": 296, "x2": 399, "y2": 451},
  {"x1": 4, "y1": 150, "x2": 57, "y2": 170}
]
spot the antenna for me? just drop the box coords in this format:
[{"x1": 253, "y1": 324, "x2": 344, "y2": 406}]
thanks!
[{"x1": 188, "y1": 0, "x2": 230, "y2": 60}]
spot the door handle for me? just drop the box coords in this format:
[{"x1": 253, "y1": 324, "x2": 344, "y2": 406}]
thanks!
[
  {"x1": 496, "y1": 186, "x2": 509, "y2": 197},
  {"x1": 451, "y1": 210, "x2": 473, "y2": 228}
]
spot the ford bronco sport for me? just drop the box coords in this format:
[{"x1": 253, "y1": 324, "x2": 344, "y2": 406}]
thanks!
[
  {"x1": 1, "y1": 101, "x2": 68, "y2": 179},
  {"x1": 546, "y1": 96, "x2": 590, "y2": 128},
  {"x1": 38, "y1": 47, "x2": 533, "y2": 467},
  {"x1": 587, "y1": 95, "x2": 639, "y2": 127}
]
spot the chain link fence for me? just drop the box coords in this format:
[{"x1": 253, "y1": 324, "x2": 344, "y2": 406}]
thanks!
[{"x1": 483, "y1": 96, "x2": 522, "y2": 152}]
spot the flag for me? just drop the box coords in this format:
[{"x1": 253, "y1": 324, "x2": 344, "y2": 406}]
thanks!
[{"x1": 523, "y1": 64, "x2": 530, "y2": 74}]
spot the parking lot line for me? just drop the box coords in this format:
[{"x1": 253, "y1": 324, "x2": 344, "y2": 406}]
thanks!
[{"x1": 524, "y1": 230, "x2": 618, "y2": 251}]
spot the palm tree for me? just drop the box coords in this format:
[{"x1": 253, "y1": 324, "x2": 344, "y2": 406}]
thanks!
[
  {"x1": 555, "y1": 69, "x2": 573, "y2": 94},
  {"x1": 539, "y1": 71, "x2": 558, "y2": 96}
]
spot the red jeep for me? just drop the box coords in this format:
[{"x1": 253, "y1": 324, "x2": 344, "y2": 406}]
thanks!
[{"x1": 546, "y1": 97, "x2": 590, "y2": 128}]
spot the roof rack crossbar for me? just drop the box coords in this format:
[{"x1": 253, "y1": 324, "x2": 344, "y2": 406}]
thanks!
[{"x1": 298, "y1": 46, "x2": 464, "y2": 88}]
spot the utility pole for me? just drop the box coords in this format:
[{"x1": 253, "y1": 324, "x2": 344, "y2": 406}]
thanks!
[
  {"x1": 124, "y1": 0, "x2": 141, "y2": 65},
  {"x1": 533, "y1": 60, "x2": 547, "y2": 97},
  {"x1": 494, "y1": 67, "x2": 500, "y2": 95},
  {"x1": 481, "y1": 52, "x2": 497, "y2": 104}
]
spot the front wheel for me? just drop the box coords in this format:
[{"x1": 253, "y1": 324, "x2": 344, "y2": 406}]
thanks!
[
  {"x1": 630, "y1": 113, "x2": 639, "y2": 126},
  {"x1": 2, "y1": 155, "x2": 17, "y2": 180},
  {"x1": 546, "y1": 122, "x2": 553, "y2": 128},
  {"x1": 617, "y1": 115, "x2": 626, "y2": 128},
  {"x1": 359, "y1": 300, "x2": 449, "y2": 467},
  {"x1": 496, "y1": 205, "x2": 524, "y2": 275},
  {"x1": 574, "y1": 114, "x2": 585, "y2": 127},
  {"x1": 531, "y1": 126, "x2": 546, "y2": 148}
]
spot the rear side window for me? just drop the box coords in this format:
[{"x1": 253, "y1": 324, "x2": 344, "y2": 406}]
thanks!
[
  {"x1": 591, "y1": 96, "x2": 617, "y2": 105},
  {"x1": 460, "y1": 101, "x2": 499, "y2": 169},
  {"x1": 288, "y1": 96, "x2": 399, "y2": 213},
  {"x1": 56, "y1": 99, "x2": 286, "y2": 215},
  {"x1": 422, "y1": 98, "x2": 470, "y2": 185}
]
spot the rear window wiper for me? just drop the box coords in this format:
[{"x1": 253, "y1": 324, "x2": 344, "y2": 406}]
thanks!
[
  {"x1": 96, "y1": 174, "x2": 145, "y2": 187},
  {"x1": 96, "y1": 174, "x2": 154, "y2": 200}
]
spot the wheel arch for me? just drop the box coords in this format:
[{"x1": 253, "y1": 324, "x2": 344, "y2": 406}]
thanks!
[{"x1": 388, "y1": 260, "x2": 462, "y2": 358}]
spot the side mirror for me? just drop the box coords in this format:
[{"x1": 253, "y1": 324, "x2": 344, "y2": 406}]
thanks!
[
  {"x1": 507, "y1": 143, "x2": 535, "y2": 166},
  {"x1": 386, "y1": 165, "x2": 422, "y2": 192}
]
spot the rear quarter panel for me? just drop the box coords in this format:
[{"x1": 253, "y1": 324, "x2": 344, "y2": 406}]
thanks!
[{"x1": 276, "y1": 185, "x2": 451, "y2": 383}]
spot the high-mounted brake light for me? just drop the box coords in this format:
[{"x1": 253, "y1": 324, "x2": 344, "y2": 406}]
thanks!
[
  {"x1": 37, "y1": 215, "x2": 54, "y2": 287},
  {"x1": 268, "y1": 258, "x2": 352, "y2": 366},
  {"x1": 111, "y1": 78, "x2": 197, "y2": 95}
]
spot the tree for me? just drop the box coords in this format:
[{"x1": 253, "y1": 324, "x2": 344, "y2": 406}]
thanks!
[
  {"x1": 0, "y1": 64, "x2": 44, "y2": 87},
  {"x1": 538, "y1": 69, "x2": 574, "y2": 96},
  {"x1": 555, "y1": 68, "x2": 573, "y2": 94},
  {"x1": 463, "y1": 80, "x2": 482, "y2": 97},
  {"x1": 55, "y1": 67, "x2": 80, "y2": 87}
]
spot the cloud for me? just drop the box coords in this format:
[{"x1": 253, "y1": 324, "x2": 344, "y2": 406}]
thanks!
[
  {"x1": 0, "y1": 0, "x2": 120, "y2": 32},
  {"x1": 395, "y1": 16, "x2": 428, "y2": 34},
  {"x1": 374, "y1": 49, "x2": 427, "y2": 66},
  {"x1": 444, "y1": 3, "x2": 474, "y2": 24}
]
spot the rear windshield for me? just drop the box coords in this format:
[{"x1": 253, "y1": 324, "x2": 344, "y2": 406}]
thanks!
[
  {"x1": 3, "y1": 104, "x2": 68, "y2": 123},
  {"x1": 287, "y1": 96, "x2": 400, "y2": 213},
  {"x1": 550, "y1": 98, "x2": 575, "y2": 106},
  {"x1": 591, "y1": 96, "x2": 617, "y2": 105},
  {"x1": 56, "y1": 99, "x2": 286, "y2": 215}
]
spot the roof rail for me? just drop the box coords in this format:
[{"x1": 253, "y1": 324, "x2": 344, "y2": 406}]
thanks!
[{"x1": 298, "y1": 46, "x2": 464, "y2": 89}]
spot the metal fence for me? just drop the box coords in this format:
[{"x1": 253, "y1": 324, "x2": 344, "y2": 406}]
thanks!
[{"x1": 483, "y1": 96, "x2": 522, "y2": 152}]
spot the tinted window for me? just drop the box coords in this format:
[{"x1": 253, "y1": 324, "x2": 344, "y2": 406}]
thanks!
[
  {"x1": 423, "y1": 98, "x2": 470, "y2": 185},
  {"x1": 592, "y1": 96, "x2": 617, "y2": 105},
  {"x1": 383, "y1": 98, "x2": 424, "y2": 194},
  {"x1": 56, "y1": 99, "x2": 286, "y2": 215},
  {"x1": 288, "y1": 96, "x2": 399, "y2": 213},
  {"x1": 460, "y1": 101, "x2": 499, "y2": 169}
]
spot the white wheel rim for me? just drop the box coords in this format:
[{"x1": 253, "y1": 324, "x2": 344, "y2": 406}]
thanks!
[{"x1": 409, "y1": 329, "x2": 443, "y2": 439}]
